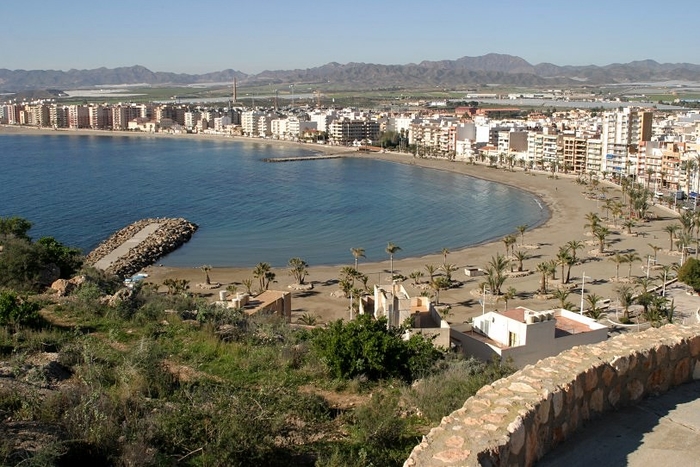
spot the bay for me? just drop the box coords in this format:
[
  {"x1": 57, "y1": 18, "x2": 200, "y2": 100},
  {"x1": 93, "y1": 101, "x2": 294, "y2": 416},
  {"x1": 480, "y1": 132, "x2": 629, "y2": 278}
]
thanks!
[{"x1": 0, "y1": 133, "x2": 548, "y2": 267}]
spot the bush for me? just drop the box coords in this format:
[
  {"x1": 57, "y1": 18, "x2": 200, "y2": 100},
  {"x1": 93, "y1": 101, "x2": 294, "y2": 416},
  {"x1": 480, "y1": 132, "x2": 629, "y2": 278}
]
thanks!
[
  {"x1": 0, "y1": 291, "x2": 40, "y2": 327},
  {"x1": 312, "y1": 314, "x2": 442, "y2": 382},
  {"x1": 678, "y1": 257, "x2": 700, "y2": 292}
]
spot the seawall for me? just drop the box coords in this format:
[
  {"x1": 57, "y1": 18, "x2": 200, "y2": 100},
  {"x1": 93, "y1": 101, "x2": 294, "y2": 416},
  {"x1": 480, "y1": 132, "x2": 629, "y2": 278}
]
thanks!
[
  {"x1": 405, "y1": 323, "x2": 700, "y2": 466},
  {"x1": 86, "y1": 218, "x2": 198, "y2": 278}
]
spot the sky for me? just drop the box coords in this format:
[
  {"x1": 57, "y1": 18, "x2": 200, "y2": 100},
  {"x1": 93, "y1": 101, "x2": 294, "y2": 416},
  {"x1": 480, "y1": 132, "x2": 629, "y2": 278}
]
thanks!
[{"x1": 2, "y1": 0, "x2": 699, "y2": 74}]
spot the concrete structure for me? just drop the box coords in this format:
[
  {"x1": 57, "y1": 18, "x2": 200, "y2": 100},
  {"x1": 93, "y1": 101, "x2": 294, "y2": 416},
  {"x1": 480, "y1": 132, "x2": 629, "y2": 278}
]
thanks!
[
  {"x1": 405, "y1": 323, "x2": 700, "y2": 466},
  {"x1": 462, "y1": 307, "x2": 608, "y2": 368},
  {"x1": 244, "y1": 290, "x2": 292, "y2": 323}
]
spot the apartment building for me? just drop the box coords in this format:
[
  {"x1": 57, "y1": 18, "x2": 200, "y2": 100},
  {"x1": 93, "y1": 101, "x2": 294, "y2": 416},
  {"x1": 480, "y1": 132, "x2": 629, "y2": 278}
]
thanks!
[
  {"x1": 328, "y1": 118, "x2": 379, "y2": 145},
  {"x1": 561, "y1": 135, "x2": 587, "y2": 174}
]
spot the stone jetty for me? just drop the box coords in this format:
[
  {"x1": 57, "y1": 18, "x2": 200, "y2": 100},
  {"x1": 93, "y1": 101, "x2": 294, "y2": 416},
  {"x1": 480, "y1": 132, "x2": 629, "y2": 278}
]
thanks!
[{"x1": 86, "y1": 218, "x2": 198, "y2": 278}]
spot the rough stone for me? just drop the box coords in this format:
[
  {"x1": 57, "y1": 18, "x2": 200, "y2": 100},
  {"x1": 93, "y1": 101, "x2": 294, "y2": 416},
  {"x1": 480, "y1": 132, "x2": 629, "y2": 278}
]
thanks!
[{"x1": 406, "y1": 325, "x2": 700, "y2": 467}]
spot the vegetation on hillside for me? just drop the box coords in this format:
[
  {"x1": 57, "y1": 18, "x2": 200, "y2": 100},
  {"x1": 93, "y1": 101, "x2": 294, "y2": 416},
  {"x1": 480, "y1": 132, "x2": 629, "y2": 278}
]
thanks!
[{"x1": 0, "y1": 216, "x2": 514, "y2": 466}]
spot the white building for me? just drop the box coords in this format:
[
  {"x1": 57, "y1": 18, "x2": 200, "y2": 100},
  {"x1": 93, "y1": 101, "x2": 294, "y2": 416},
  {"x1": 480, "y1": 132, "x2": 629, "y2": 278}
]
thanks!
[{"x1": 461, "y1": 307, "x2": 608, "y2": 368}]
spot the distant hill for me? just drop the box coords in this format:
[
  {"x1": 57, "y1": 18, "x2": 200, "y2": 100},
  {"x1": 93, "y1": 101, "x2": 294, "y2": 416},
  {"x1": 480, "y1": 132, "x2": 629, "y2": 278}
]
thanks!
[{"x1": 2, "y1": 54, "x2": 700, "y2": 93}]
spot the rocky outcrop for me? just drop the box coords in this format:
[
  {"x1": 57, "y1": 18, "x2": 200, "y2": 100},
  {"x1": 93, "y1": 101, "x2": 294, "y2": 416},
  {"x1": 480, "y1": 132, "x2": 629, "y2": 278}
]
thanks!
[
  {"x1": 50, "y1": 275, "x2": 85, "y2": 296},
  {"x1": 405, "y1": 324, "x2": 700, "y2": 466},
  {"x1": 86, "y1": 218, "x2": 198, "y2": 278}
]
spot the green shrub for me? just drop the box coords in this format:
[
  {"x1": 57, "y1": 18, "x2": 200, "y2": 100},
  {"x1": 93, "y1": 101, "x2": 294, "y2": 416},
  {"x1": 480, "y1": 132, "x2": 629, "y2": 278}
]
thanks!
[
  {"x1": 311, "y1": 314, "x2": 442, "y2": 382},
  {"x1": 0, "y1": 291, "x2": 40, "y2": 327}
]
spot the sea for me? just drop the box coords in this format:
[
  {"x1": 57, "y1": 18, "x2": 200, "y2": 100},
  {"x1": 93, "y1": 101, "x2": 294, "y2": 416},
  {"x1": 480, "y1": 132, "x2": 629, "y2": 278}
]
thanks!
[{"x1": 0, "y1": 133, "x2": 548, "y2": 268}]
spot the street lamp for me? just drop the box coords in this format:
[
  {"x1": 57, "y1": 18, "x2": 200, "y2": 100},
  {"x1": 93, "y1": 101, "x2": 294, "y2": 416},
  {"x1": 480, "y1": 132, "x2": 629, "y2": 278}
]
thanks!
[
  {"x1": 481, "y1": 287, "x2": 491, "y2": 315},
  {"x1": 646, "y1": 255, "x2": 656, "y2": 280},
  {"x1": 580, "y1": 272, "x2": 592, "y2": 315}
]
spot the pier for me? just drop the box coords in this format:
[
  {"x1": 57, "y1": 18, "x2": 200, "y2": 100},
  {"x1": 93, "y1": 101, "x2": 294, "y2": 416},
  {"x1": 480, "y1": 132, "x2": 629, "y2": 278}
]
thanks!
[{"x1": 262, "y1": 155, "x2": 344, "y2": 163}]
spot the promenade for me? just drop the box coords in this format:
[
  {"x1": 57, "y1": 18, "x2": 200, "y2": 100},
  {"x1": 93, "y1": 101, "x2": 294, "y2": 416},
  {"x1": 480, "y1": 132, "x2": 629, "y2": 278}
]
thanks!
[{"x1": 538, "y1": 380, "x2": 700, "y2": 466}]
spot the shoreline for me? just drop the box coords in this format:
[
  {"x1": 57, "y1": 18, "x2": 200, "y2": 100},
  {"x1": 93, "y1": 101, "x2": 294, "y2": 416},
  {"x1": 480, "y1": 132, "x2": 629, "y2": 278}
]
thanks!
[{"x1": 2, "y1": 124, "x2": 684, "y2": 326}]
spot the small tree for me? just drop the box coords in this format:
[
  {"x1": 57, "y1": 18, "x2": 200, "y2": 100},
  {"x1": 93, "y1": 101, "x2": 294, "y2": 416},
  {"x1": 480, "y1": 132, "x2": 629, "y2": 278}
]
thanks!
[
  {"x1": 200, "y1": 265, "x2": 212, "y2": 285},
  {"x1": 287, "y1": 257, "x2": 308, "y2": 285},
  {"x1": 0, "y1": 291, "x2": 39, "y2": 327},
  {"x1": 678, "y1": 257, "x2": 700, "y2": 292}
]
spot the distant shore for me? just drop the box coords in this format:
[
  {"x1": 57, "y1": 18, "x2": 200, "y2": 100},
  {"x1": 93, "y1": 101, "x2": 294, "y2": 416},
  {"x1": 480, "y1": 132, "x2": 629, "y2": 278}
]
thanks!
[{"x1": 2, "y1": 124, "x2": 682, "y2": 326}]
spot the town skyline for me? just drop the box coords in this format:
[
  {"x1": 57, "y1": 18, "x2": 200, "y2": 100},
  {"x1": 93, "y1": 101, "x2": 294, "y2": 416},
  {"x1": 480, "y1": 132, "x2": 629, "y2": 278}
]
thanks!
[{"x1": 3, "y1": 0, "x2": 699, "y2": 74}]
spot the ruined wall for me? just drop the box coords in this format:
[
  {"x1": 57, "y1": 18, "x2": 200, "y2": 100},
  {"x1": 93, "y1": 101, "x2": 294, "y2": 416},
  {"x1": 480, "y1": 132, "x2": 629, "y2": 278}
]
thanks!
[{"x1": 405, "y1": 324, "x2": 700, "y2": 466}]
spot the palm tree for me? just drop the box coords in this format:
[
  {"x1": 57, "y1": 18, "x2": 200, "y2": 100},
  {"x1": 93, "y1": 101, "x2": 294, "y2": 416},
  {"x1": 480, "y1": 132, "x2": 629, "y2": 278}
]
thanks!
[
  {"x1": 622, "y1": 219, "x2": 636, "y2": 235},
  {"x1": 441, "y1": 247, "x2": 450, "y2": 265},
  {"x1": 409, "y1": 270, "x2": 424, "y2": 286},
  {"x1": 440, "y1": 263, "x2": 458, "y2": 283},
  {"x1": 516, "y1": 224, "x2": 528, "y2": 244},
  {"x1": 200, "y1": 265, "x2": 212, "y2": 285},
  {"x1": 386, "y1": 242, "x2": 401, "y2": 279},
  {"x1": 241, "y1": 278, "x2": 253, "y2": 295},
  {"x1": 287, "y1": 257, "x2": 308, "y2": 285},
  {"x1": 502, "y1": 235, "x2": 517, "y2": 257},
  {"x1": 614, "y1": 284, "x2": 635, "y2": 321},
  {"x1": 485, "y1": 253, "x2": 509, "y2": 295},
  {"x1": 566, "y1": 240, "x2": 585, "y2": 264},
  {"x1": 350, "y1": 247, "x2": 365, "y2": 269},
  {"x1": 431, "y1": 276, "x2": 451, "y2": 305},
  {"x1": 556, "y1": 246, "x2": 573, "y2": 284},
  {"x1": 536, "y1": 261, "x2": 550, "y2": 294},
  {"x1": 624, "y1": 252, "x2": 641, "y2": 280},
  {"x1": 512, "y1": 250, "x2": 529, "y2": 272},
  {"x1": 424, "y1": 264, "x2": 437, "y2": 282},
  {"x1": 584, "y1": 212, "x2": 601, "y2": 236},
  {"x1": 585, "y1": 293, "x2": 605, "y2": 319},
  {"x1": 648, "y1": 243, "x2": 662, "y2": 263},
  {"x1": 609, "y1": 252, "x2": 626, "y2": 282},
  {"x1": 664, "y1": 224, "x2": 681, "y2": 252},
  {"x1": 552, "y1": 288, "x2": 571, "y2": 309},
  {"x1": 500, "y1": 287, "x2": 517, "y2": 310},
  {"x1": 593, "y1": 226, "x2": 611, "y2": 253},
  {"x1": 253, "y1": 262, "x2": 275, "y2": 292}
]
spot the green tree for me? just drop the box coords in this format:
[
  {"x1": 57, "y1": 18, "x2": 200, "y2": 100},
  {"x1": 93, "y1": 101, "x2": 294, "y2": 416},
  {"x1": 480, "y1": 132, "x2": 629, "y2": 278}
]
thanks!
[
  {"x1": 351, "y1": 247, "x2": 366, "y2": 269},
  {"x1": 678, "y1": 257, "x2": 700, "y2": 292},
  {"x1": 0, "y1": 216, "x2": 33, "y2": 241},
  {"x1": 614, "y1": 284, "x2": 635, "y2": 321},
  {"x1": 0, "y1": 291, "x2": 39, "y2": 327},
  {"x1": 386, "y1": 242, "x2": 402, "y2": 279},
  {"x1": 484, "y1": 253, "x2": 509, "y2": 296},
  {"x1": 36, "y1": 236, "x2": 83, "y2": 278},
  {"x1": 252, "y1": 262, "x2": 275, "y2": 292},
  {"x1": 516, "y1": 224, "x2": 528, "y2": 244},
  {"x1": 624, "y1": 252, "x2": 641, "y2": 280},
  {"x1": 585, "y1": 293, "x2": 605, "y2": 319},
  {"x1": 593, "y1": 226, "x2": 611, "y2": 253},
  {"x1": 664, "y1": 224, "x2": 680, "y2": 251},
  {"x1": 287, "y1": 257, "x2": 308, "y2": 285},
  {"x1": 566, "y1": 239, "x2": 584, "y2": 264},
  {"x1": 431, "y1": 276, "x2": 451, "y2": 305},
  {"x1": 200, "y1": 264, "x2": 212, "y2": 285},
  {"x1": 311, "y1": 314, "x2": 442, "y2": 382},
  {"x1": 512, "y1": 250, "x2": 529, "y2": 272}
]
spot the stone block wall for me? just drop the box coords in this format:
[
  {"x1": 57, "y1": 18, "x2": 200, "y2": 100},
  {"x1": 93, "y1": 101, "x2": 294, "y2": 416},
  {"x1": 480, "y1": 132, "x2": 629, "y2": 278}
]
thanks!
[{"x1": 405, "y1": 324, "x2": 700, "y2": 466}]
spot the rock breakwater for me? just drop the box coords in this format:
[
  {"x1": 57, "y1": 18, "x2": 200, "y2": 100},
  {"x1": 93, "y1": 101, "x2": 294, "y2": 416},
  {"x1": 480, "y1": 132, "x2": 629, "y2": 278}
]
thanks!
[{"x1": 86, "y1": 218, "x2": 198, "y2": 277}]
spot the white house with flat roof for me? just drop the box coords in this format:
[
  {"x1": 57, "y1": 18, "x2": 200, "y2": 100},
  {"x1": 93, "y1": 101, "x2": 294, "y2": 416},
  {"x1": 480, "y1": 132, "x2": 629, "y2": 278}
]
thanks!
[{"x1": 457, "y1": 307, "x2": 608, "y2": 368}]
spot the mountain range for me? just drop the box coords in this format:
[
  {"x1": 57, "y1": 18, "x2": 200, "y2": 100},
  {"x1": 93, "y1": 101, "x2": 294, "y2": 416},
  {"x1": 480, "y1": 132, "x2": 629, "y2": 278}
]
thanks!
[{"x1": 2, "y1": 54, "x2": 700, "y2": 93}]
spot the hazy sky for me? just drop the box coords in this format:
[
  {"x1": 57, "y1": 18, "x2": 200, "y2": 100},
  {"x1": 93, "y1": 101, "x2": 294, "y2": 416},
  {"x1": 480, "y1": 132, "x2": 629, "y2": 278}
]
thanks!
[{"x1": 3, "y1": 0, "x2": 698, "y2": 74}]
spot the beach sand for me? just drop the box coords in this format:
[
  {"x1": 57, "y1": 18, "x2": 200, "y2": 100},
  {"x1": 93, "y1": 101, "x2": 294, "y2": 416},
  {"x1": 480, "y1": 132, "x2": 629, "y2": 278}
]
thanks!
[{"x1": 2, "y1": 125, "x2": 686, "y2": 325}]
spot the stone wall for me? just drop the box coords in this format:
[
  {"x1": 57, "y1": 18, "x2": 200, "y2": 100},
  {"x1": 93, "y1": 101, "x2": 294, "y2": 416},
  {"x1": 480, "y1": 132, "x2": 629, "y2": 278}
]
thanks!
[
  {"x1": 86, "y1": 218, "x2": 198, "y2": 278},
  {"x1": 405, "y1": 324, "x2": 700, "y2": 466}
]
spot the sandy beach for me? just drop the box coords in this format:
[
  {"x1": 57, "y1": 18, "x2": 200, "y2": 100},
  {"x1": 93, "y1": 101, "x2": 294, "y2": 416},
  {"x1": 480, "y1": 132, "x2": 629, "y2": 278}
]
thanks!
[{"x1": 2, "y1": 125, "x2": 687, "y2": 325}]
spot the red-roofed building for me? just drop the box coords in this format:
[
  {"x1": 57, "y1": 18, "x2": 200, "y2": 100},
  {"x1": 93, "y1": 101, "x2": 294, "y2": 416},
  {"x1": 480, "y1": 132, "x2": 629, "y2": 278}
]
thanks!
[{"x1": 456, "y1": 307, "x2": 608, "y2": 368}]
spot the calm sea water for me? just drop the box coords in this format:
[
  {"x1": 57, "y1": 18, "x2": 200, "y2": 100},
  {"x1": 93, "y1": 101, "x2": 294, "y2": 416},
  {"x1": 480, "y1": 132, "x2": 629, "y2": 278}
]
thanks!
[{"x1": 0, "y1": 133, "x2": 548, "y2": 267}]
